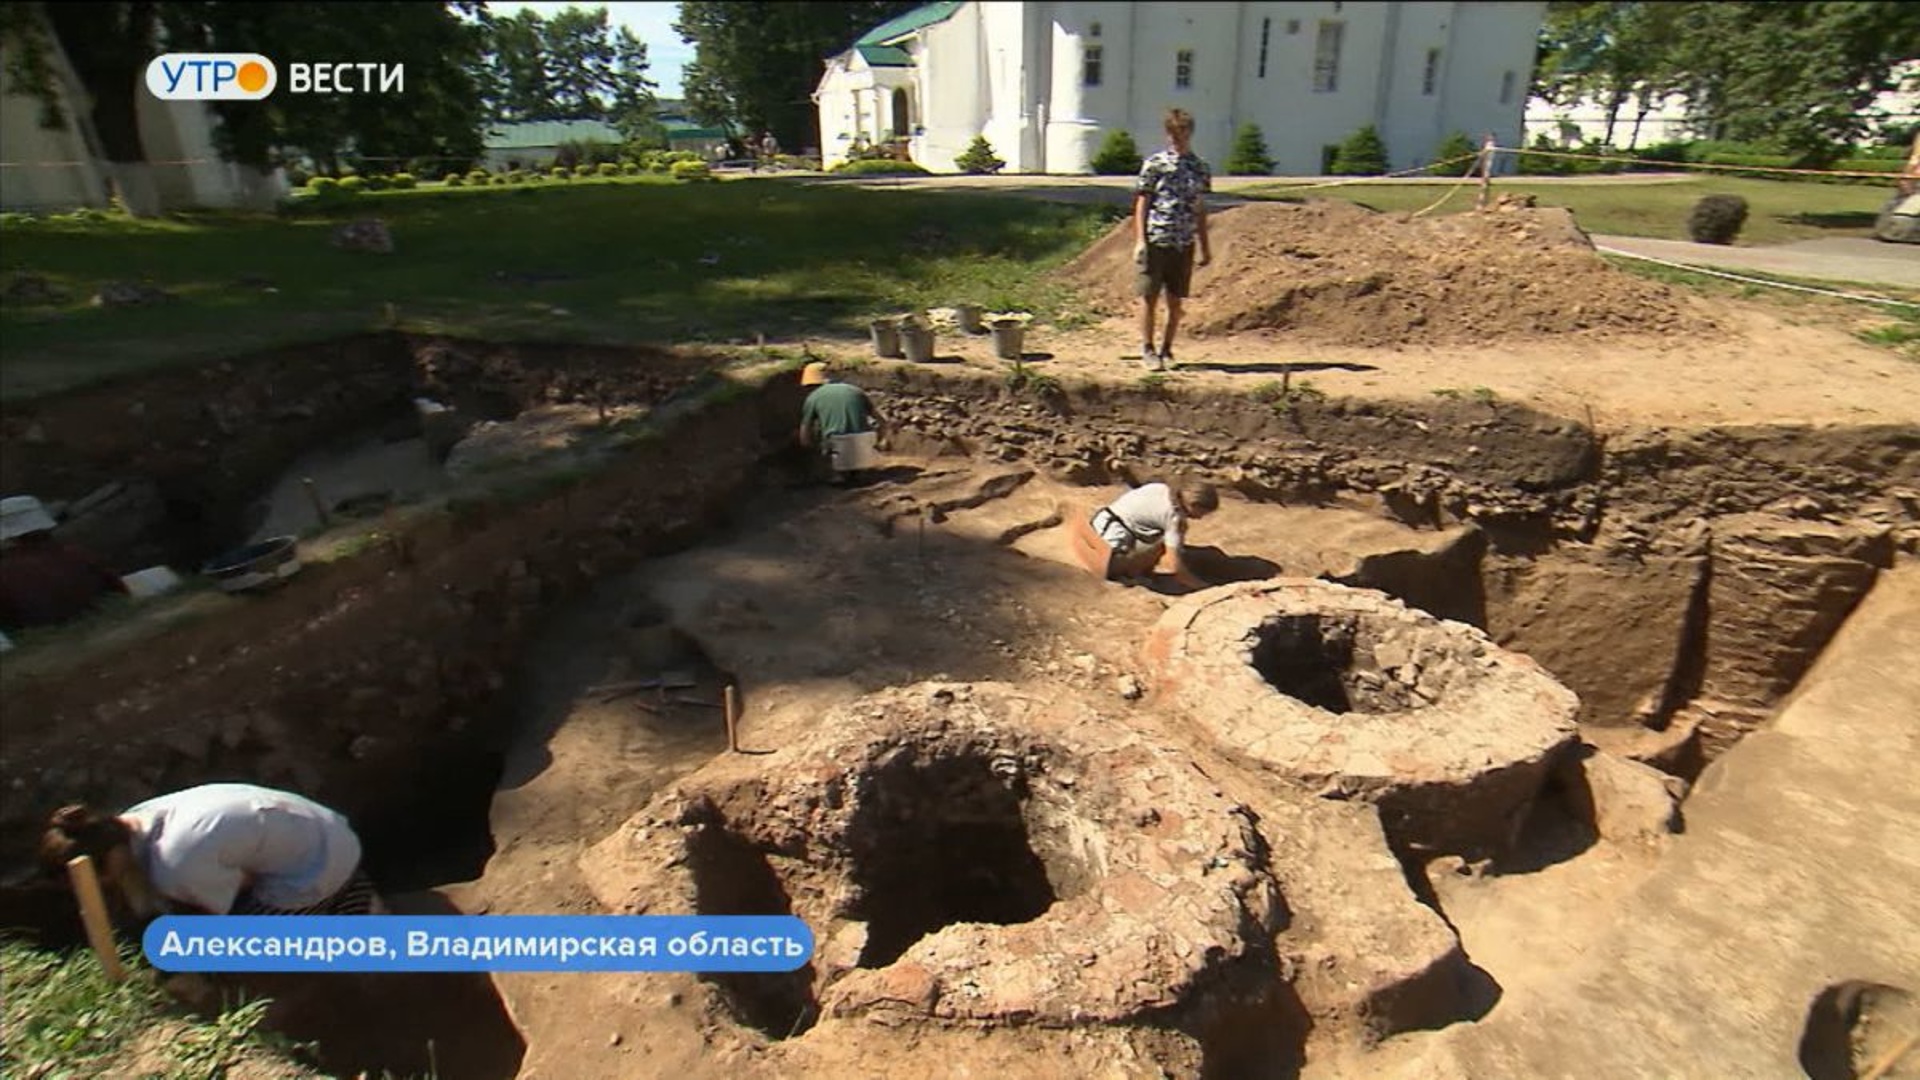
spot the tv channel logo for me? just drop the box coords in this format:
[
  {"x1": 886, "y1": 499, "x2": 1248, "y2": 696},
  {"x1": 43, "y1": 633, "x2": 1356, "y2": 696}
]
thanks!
[{"x1": 146, "y1": 54, "x2": 278, "y2": 101}]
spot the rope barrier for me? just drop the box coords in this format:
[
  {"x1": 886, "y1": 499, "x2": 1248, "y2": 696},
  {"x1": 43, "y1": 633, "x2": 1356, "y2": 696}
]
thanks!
[
  {"x1": 1498, "y1": 145, "x2": 1912, "y2": 183},
  {"x1": 1251, "y1": 151, "x2": 1484, "y2": 195},
  {"x1": 1593, "y1": 245, "x2": 1920, "y2": 310}
]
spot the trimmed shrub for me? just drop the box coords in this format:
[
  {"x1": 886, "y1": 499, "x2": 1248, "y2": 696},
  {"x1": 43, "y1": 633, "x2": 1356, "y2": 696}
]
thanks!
[
  {"x1": 1687, "y1": 194, "x2": 1749, "y2": 245},
  {"x1": 621, "y1": 161, "x2": 641, "y2": 175},
  {"x1": 598, "y1": 162, "x2": 621, "y2": 177},
  {"x1": 670, "y1": 160, "x2": 716, "y2": 182},
  {"x1": 1224, "y1": 123, "x2": 1274, "y2": 176},
  {"x1": 955, "y1": 134, "x2": 1005, "y2": 174},
  {"x1": 362, "y1": 175, "x2": 391, "y2": 191},
  {"x1": 337, "y1": 175, "x2": 367, "y2": 193},
  {"x1": 1089, "y1": 129, "x2": 1142, "y2": 175},
  {"x1": 573, "y1": 165, "x2": 594, "y2": 178},
  {"x1": 828, "y1": 158, "x2": 930, "y2": 176},
  {"x1": 306, "y1": 176, "x2": 340, "y2": 193},
  {"x1": 1433, "y1": 131, "x2": 1479, "y2": 177},
  {"x1": 389, "y1": 172, "x2": 417, "y2": 189},
  {"x1": 1330, "y1": 124, "x2": 1388, "y2": 175},
  {"x1": 445, "y1": 174, "x2": 466, "y2": 187},
  {"x1": 551, "y1": 166, "x2": 571, "y2": 180},
  {"x1": 466, "y1": 169, "x2": 489, "y2": 184}
]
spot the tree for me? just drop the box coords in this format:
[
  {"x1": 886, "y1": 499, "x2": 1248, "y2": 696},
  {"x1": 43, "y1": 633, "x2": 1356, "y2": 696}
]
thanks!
[
  {"x1": 1534, "y1": 2, "x2": 1684, "y2": 150},
  {"x1": 674, "y1": 1, "x2": 917, "y2": 151},
  {"x1": 955, "y1": 134, "x2": 1004, "y2": 174},
  {"x1": 1223, "y1": 123, "x2": 1274, "y2": 175},
  {"x1": 1664, "y1": 1, "x2": 1920, "y2": 165},
  {"x1": 1535, "y1": 2, "x2": 1920, "y2": 164},
  {"x1": 474, "y1": 7, "x2": 657, "y2": 135},
  {"x1": 1330, "y1": 125, "x2": 1388, "y2": 175},
  {"x1": 2, "y1": 2, "x2": 165, "y2": 212},
  {"x1": 159, "y1": 1, "x2": 489, "y2": 176},
  {"x1": 1433, "y1": 131, "x2": 1480, "y2": 176},
  {"x1": 1089, "y1": 129, "x2": 1142, "y2": 175},
  {"x1": 478, "y1": 9, "x2": 553, "y2": 122}
]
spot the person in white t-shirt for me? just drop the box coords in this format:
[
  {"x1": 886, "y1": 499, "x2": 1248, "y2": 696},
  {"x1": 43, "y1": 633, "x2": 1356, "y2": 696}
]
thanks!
[
  {"x1": 1069, "y1": 480, "x2": 1219, "y2": 589},
  {"x1": 39, "y1": 783, "x2": 384, "y2": 918}
]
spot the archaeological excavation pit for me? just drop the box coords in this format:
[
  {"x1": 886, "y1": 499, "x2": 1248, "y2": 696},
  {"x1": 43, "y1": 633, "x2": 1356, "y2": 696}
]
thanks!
[
  {"x1": 584, "y1": 682, "x2": 1287, "y2": 1037},
  {"x1": 1145, "y1": 580, "x2": 1581, "y2": 860}
]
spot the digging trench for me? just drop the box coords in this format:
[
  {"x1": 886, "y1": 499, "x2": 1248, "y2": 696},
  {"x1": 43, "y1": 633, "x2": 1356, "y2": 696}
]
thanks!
[{"x1": 0, "y1": 335, "x2": 1913, "y2": 1077}]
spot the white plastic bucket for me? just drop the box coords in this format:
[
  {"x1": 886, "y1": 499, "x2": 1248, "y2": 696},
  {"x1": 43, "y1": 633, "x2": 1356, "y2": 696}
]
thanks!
[{"x1": 829, "y1": 431, "x2": 880, "y2": 472}]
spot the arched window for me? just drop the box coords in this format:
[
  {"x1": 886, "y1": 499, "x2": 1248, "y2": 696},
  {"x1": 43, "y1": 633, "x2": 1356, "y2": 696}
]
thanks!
[{"x1": 892, "y1": 88, "x2": 911, "y2": 137}]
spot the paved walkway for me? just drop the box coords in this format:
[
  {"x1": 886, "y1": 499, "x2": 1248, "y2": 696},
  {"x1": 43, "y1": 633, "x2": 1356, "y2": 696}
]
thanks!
[
  {"x1": 1594, "y1": 234, "x2": 1920, "y2": 292},
  {"x1": 1393, "y1": 563, "x2": 1920, "y2": 1079}
]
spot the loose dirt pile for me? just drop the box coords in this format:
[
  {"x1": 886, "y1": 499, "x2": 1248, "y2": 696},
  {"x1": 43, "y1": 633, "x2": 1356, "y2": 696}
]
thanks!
[{"x1": 1061, "y1": 200, "x2": 1716, "y2": 347}]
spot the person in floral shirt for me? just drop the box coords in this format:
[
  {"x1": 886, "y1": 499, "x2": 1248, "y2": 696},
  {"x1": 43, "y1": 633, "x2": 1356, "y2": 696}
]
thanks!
[{"x1": 1132, "y1": 108, "x2": 1213, "y2": 370}]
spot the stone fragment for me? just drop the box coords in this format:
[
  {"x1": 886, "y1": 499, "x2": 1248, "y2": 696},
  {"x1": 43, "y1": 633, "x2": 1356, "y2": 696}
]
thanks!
[
  {"x1": 331, "y1": 218, "x2": 395, "y2": 254},
  {"x1": 1559, "y1": 747, "x2": 1683, "y2": 843}
]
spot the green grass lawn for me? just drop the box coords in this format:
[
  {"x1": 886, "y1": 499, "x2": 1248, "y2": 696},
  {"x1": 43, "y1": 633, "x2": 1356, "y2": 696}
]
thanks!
[
  {"x1": 0, "y1": 938, "x2": 314, "y2": 1079},
  {"x1": 1244, "y1": 175, "x2": 1894, "y2": 247},
  {"x1": 0, "y1": 176, "x2": 1116, "y2": 401}
]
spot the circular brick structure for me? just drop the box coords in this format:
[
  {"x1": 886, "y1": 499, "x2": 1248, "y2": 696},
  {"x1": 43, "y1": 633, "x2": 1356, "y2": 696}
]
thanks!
[
  {"x1": 1144, "y1": 580, "x2": 1579, "y2": 859},
  {"x1": 586, "y1": 682, "x2": 1285, "y2": 1036}
]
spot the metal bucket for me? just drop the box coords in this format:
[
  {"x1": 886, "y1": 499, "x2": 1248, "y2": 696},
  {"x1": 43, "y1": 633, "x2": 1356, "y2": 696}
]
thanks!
[
  {"x1": 870, "y1": 319, "x2": 903, "y2": 358},
  {"x1": 954, "y1": 304, "x2": 984, "y2": 333},
  {"x1": 990, "y1": 319, "x2": 1026, "y2": 360},
  {"x1": 202, "y1": 535, "x2": 302, "y2": 594},
  {"x1": 902, "y1": 324, "x2": 936, "y2": 363}
]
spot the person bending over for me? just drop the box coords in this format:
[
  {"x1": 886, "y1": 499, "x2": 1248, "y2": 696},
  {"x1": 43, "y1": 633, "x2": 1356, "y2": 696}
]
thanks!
[
  {"x1": 797, "y1": 362, "x2": 885, "y2": 485},
  {"x1": 1071, "y1": 480, "x2": 1219, "y2": 590},
  {"x1": 39, "y1": 782, "x2": 384, "y2": 919}
]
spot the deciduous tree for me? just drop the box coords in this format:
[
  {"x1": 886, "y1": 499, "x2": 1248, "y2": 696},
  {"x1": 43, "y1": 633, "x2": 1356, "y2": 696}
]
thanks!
[{"x1": 674, "y1": 1, "x2": 917, "y2": 150}]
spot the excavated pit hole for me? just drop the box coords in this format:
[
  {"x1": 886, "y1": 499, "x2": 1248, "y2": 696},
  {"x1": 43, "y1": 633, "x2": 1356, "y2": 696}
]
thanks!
[
  {"x1": 846, "y1": 751, "x2": 1061, "y2": 969},
  {"x1": 1800, "y1": 980, "x2": 1919, "y2": 1080},
  {"x1": 1249, "y1": 613, "x2": 1426, "y2": 714},
  {"x1": 686, "y1": 824, "x2": 821, "y2": 1040}
]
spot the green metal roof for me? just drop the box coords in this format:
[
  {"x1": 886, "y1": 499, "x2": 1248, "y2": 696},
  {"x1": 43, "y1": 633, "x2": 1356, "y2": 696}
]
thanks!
[
  {"x1": 857, "y1": 44, "x2": 910, "y2": 67},
  {"x1": 856, "y1": 1, "x2": 961, "y2": 47}
]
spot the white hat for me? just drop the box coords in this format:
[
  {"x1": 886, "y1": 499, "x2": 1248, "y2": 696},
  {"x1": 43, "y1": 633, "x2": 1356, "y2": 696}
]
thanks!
[{"x1": 0, "y1": 496, "x2": 58, "y2": 541}]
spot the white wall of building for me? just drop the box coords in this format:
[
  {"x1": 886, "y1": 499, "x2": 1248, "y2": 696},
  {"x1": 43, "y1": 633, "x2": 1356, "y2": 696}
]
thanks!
[
  {"x1": 819, "y1": 0, "x2": 1543, "y2": 175},
  {"x1": 1, "y1": 33, "x2": 285, "y2": 212}
]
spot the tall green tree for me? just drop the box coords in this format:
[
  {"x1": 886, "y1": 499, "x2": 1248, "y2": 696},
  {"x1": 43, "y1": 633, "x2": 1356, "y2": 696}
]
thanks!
[
  {"x1": 159, "y1": 1, "x2": 489, "y2": 175},
  {"x1": 477, "y1": 8, "x2": 552, "y2": 122},
  {"x1": 1534, "y1": 1, "x2": 1682, "y2": 148},
  {"x1": 1535, "y1": 1, "x2": 1920, "y2": 163},
  {"x1": 674, "y1": 1, "x2": 917, "y2": 150},
  {"x1": 1665, "y1": 1, "x2": 1920, "y2": 164},
  {"x1": 474, "y1": 6, "x2": 656, "y2": 132}
]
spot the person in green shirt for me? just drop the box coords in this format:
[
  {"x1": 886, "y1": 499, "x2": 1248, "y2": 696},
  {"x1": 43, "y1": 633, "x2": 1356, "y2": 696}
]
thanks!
[{"x1": 797, "y1": 362, "x2": 885, "y2": 484}]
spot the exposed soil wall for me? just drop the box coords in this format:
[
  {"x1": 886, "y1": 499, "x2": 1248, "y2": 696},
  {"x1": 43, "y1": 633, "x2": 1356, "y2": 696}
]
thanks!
[
  {"x1": 0, "y1": 367, "x2": 809, "y2": 904},
  {"x1": 0, "y1": 335, "x2": 718, "y2": 572},
  {"x1": 1, "y1": 338, "x2": 1912, "y2": 913}
]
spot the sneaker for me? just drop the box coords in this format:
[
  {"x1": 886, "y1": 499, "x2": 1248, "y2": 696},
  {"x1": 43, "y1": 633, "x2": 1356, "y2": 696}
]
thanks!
[
  {"x1": 1153, "y1": 347, "x2": 1171, "y2": 371},
  {"x1": 1140, "y1": 343, "x2": 1160, "y2": 370}
]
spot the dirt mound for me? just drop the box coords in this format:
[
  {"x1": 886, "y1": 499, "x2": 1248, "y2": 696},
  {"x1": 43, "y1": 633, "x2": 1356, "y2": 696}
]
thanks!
[{"x1": 1061, "y1": 200, "x2": 1715, "y2": 347}]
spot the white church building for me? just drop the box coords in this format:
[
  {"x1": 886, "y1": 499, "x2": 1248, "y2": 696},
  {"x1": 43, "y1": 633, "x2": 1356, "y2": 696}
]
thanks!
[{"x1": 815, "y1": 1, "x2": 1546, "y2": 175}]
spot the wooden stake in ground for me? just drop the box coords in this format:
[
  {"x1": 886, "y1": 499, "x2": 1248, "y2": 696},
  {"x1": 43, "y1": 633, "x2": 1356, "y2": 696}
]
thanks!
[
  {"x1": 723, "y1": 684, "x2": 740, "y2": 753},
  {"x1": 66, "y1": 855, "x2": 127, "y2": 983},
  {"x1": 302, "y1": 478, "x2": 332, "y2": 528},
  {"x1": 1476, "y1": 133, "x2": 1496, "y2": 210}
]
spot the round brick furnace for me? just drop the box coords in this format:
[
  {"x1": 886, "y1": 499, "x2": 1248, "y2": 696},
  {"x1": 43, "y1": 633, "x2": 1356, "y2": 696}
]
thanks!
[
  {"x1": 1143, "y1": 580, "x2": 1580, "y2": 859},
  {"x1": 587, "y1": 682, "x2": 1285, "y2": 1038}
]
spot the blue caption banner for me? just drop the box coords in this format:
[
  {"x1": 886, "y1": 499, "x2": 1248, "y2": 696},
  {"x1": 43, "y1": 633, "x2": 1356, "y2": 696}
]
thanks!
[{"x1": 142, "y1": 915, "x2": 814, "y2": 973}]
